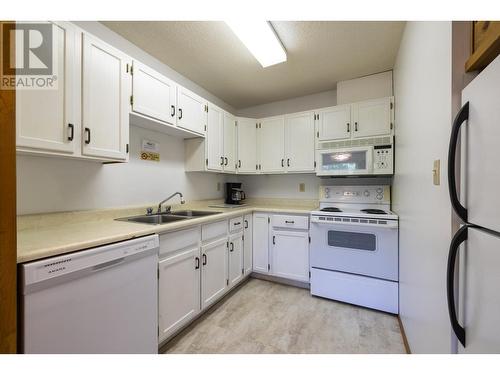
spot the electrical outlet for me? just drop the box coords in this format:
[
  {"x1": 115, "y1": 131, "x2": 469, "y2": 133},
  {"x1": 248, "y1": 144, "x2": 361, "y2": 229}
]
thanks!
[
  {"x1": 217, "y1": 182, "x2": 221, "y2": 191},
  {"x1": 299, "y1": 183, "x2": 306, "y2": 192},
  {"x1": 433, "y1": 160, "x2": 440, "y2": 186}
]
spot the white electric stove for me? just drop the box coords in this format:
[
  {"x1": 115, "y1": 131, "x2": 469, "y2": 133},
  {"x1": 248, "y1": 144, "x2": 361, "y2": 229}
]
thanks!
[{"x1": 310, "y1": 185, "x2": 399, "y2": 314}]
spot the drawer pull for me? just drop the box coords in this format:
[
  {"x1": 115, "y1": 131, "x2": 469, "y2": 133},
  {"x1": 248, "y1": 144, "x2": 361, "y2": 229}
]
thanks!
[
  {"x1": 285, "y1": 220, "x2": 295, "y2": 224},
  {"x1": 234, "y1": 222, "x2": 241, "y2": 226}
]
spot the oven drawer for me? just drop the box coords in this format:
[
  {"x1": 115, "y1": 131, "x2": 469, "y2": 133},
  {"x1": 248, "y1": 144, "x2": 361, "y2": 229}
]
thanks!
[
  {"x1": 271, "y1": 215, "x2": 309, "y2": 230},
  {"x1": 311, "y1": 268, "x2": 399, "y2": 314}
]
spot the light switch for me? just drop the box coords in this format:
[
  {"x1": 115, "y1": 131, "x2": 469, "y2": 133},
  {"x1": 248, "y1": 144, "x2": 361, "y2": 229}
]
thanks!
[
  {"x1": 433, "y1": 160, "x2": 440, "y2": 186},
  {"x1": 299, "y1": 183, "x2": 305, "y2": 192}
]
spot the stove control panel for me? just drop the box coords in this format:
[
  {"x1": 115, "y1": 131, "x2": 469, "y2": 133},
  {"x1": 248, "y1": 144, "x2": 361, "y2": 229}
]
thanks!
[
  {"x1": 320, "y1": 185, "x2": 390, "y2": 204},
  {"x1": 373, "y1": 145, "x2": 393, "y2": 175}
]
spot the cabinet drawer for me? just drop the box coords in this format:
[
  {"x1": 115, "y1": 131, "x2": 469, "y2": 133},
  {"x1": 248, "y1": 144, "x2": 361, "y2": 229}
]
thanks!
[
  {"x1": 271, "y1": 215, "x2": 309, "y2": 230},
  {"x1": 159, "y1": 227, "x2": 200, "y2": 256},
  {"x1": 202, "y1": 220, "x2": 228, "y2": 243},
  {"x1": 229, "y1": 216, "x2": 244, "y2": 233}
]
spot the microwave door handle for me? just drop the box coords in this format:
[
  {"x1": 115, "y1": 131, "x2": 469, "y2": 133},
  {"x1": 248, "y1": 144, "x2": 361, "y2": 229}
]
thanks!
[
  {"x1": 447, "y1": 224, "x2": 469, "y2": 347},
  {"x1": 448, "y1": 102, "x2": 469, "y2": 223}
]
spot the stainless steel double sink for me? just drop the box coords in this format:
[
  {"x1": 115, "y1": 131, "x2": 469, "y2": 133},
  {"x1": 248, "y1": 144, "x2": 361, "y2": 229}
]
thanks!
[{"x1": 116, "y1": 210, "x2": 221, "y2": 225}]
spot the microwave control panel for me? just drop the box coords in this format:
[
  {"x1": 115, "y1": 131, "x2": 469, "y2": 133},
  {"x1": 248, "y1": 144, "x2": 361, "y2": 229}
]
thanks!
[{"x1": 373, "y1": 145, "x2": 393, "y2": 175}]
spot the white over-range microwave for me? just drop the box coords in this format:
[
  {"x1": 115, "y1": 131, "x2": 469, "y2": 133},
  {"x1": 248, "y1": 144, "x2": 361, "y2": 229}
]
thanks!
[{"x1": 316, "y1": 144, "x2": 394, "y2": 176}]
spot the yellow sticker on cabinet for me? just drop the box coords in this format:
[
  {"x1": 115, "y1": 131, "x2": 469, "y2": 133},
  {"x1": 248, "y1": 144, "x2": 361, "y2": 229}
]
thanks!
[{"x1": 141, "y1": 139, "x2": 160, "y2": 162}]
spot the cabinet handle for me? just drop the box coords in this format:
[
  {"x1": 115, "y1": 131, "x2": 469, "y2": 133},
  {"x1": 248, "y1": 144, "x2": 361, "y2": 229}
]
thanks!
[
  {"x1": 171, "y1": 105, "x2": 175, "y2": 117},
  {"x1": 238, "y1": 160, "x2": 241, "y2": 168},
  {"x1": 225, "y1": 157, "x2": 228, "y2": 166},
  {"x1": 281, "y1": 158, "x2": 284, "y2": 167},
  {"x1": 285, "y1": 220, "x2": 295, "y2": 224},
  {"x1": 347, "y1": 123, "x2": 350, "y2": 133},
  {"x1": 234, "y1": 222, "x2": 241, "y2": 226},
  {"x1": 229, "y1": 242, "x2": 234, "y2": 252},
  {"x1": 67, "y1": 123, "x2": 74, "y2": 141},
  {"x1": 178, "y1": 108, "x2": 183, "y2": 120},
  {"x1": 202, "y1": 253, "x2": 207, "y2": 266},
  {"x1": 84, "y1": 128, "x2": 91, "y2": 144},
  {"x1": 354, "y1": 122, "x2": 358, "y2": 131},
  {"x1": 287, "y1": 158, "x2": 290, "y2": 167},
  {"x1": 195, "y1": 257, "x2": 200, "y2": 270},
  {"x1": 220, "y1": 156, "x2": 224, "y2": 166},
  {"x1": 272, "y1": 235, "x2": 275, "y2": 245},
  {"x1": 244, "y1": 220, "x2": 248, "y2": 229}
]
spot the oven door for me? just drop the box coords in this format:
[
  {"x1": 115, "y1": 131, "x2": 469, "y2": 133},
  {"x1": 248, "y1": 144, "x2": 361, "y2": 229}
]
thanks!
[
  {"x1": 316, "y1": 146, "x2": 373, "y2": 176},
  {"x1": 310, "y1": 220, "x2": 398, "y2": 281}
]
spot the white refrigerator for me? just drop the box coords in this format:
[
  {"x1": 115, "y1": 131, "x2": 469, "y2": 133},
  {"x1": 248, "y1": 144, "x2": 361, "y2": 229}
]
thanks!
[{"x1": 447, "y1": 54, "x2": 500, "y2": 353}]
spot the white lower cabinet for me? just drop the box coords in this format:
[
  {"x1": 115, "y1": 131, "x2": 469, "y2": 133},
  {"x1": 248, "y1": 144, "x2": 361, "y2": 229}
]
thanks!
[
  {"x1": 243, "y1": 215, "x2": 253, "y2": 275},
  {"x1": 158, "y1": 246, "x2": 200, "y2": 343},
  {"x1": 201, "y1": 237, "x2": 229, "y2": 309},
  {"x1": 252, "y1": 213, "x2": 270, "y2": 273},
  {"x1": 228, "y1": 232, "x2": 244, "y2": 287},
  {"x1": 252, "y1": 212, "x2": 310, "y2": 283},
  {"x1": 271, "y1": 230, "x2": 310, "y2": 282}
]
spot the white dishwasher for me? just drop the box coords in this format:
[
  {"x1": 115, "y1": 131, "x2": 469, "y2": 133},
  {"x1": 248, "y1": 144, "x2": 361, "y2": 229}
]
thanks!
[{"x1": 21, "y1": 234, "x2": 159, "y2": 354}]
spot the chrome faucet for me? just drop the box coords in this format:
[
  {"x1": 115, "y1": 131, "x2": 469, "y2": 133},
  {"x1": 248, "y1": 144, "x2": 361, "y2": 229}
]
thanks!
[{"x1": 157, "y1": 192, "x2": 185, "y2": 214}]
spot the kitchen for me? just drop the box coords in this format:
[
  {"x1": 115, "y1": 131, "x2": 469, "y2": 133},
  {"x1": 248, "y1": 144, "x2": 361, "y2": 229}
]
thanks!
[{"x1": 1, "y1": 1, "x2": 500, "y2": 371}]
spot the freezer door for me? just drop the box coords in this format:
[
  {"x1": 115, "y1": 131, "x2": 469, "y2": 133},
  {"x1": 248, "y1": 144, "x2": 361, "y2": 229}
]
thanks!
[
  {"x1": 461, "y1": 55, "x2": 500, "y2": 232},
  {"x1": 458, "y1": 227, "x2": 500, "y2": 353}
]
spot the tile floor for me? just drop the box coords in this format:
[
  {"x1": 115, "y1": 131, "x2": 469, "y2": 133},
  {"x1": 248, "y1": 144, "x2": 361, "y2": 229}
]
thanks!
[{"x1": 163, "y1": 278, "x2": 406, "y2": 354}]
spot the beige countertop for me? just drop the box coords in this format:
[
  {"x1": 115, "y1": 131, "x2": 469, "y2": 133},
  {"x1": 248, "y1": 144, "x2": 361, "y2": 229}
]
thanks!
[{"x1": 17, "y1": 198, "x2": 318, "y2": 264}]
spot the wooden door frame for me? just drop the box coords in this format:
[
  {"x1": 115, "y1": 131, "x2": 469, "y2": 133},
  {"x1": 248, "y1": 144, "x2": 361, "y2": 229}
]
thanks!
[{"x1": 0, "y1": 21, "x2": 17, "y2": 353}]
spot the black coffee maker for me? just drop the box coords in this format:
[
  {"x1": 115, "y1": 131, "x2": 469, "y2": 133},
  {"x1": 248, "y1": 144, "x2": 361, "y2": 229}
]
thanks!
[{"x1": 225, "y1": 182, "x2": 246, "y2": 205}]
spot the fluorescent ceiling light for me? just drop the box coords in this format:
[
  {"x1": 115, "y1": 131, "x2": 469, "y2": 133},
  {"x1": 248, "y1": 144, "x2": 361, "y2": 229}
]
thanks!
[{"x1": 226, "y1": 21, "x2": 286, "y2": 68}]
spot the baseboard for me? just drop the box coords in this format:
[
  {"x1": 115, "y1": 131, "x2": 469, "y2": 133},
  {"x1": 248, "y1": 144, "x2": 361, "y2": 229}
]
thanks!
[
  {"x1": 250, "y1": 272, "x2": 310, "y2": 290},
  {"x1": 397, "y1": 316, "x2": 411, "y2": 354}
]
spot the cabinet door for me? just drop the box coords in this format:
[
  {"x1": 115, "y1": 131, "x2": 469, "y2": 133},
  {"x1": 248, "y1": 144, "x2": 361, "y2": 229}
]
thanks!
[
  {"x1": 206, "y1": 103, "x2": 224, "y2": 171},
  {"x1": 271, "y1": 230, "x2": 309, "y2": 282},
  {"x1": 285, "y1": 112, "x2": 315, "y2": 172},
  {"x1": 82, "y1": 33, "x2": 131, "y2": 160},
  {"x1": 16, "y1": 21, "x2": 79, "y2": 154},
  {"x1": 177, "y1": 86, "x2": 206, "y2": 135},
  {"x1": 317, "y1": 105, "x2": 351, "y2": 141},
  {"x1": 259, "y1": 116, "x2": 285, "y2": 173},
  {"x1": 351, "y1": 97, "x2": 393, "y2": 138},
  {"x1": 158, "y1": 247, "x2": 200, "y2": 343},
  {"x1": 223, "y1": 112, "x2": 236, "y2": 173},
  {"x1": 243, "y1": 215, "x2": 253, "y2": 275},
  {"x1": 228, "y1": 232, "x2": 244, "y2": 287},
  {"x1": 132, "y1": 61, "x2": 176, "y2": 125},
  {"x1": 201, "y1": 238, "x2": 228, "y2": 309},
  {"x1": 252, "y1": 213, "x2": 269, "y2": 274},
  {"x1": 236, "y1": 117, "x2": 258, "y2": 173}
]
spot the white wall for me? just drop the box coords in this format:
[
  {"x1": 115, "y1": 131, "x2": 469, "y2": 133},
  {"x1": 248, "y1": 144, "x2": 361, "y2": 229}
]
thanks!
[
  {"x1": 17, "y1": 126, "x2": 226, "y2": 215},
  {"x1": 337, "y1": 71, "x2": 393, "y2": 104},
  {"x1": 236, "y1": 89, "x2": 337, "y2": 118},
  {"x1": 392, "y1": 21, "x2": 453, "y2": 353}
]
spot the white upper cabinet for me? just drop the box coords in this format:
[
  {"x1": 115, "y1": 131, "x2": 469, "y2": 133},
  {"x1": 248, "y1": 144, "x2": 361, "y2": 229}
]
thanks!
[
  {"x1": 206, "y1": 102, "x2": 224, "y2": 171},
  {"x1": 16, "y1": 21, "x2": 79, "y2": 155},
  {"x1": 81, "y1": 33, "x2": 131, "y2": 160},
  {"x1": 236, "y1": 117, "x2": 258, "y2": 174},
  {"x1": 258, "y1": 116, "x2": 285, "y2": 173},
  {"x1": 177, "y1": 86, "x2": 207, "y2": 135},
  {"x1": 351, "y1": 97, "x2": 393, "y2": 138},
  {"x1": 285, "y1": 111, "x2": 315, "y2": 172},
  {"x1": 316, "y1": 105, "x2": 351, "y2": 142},
  {"x1": 131, "y1": 61, "x2": 176, "y2": 125},
  {"x1": 223, "y1": 112, "x2": 236, "y2": 172}
]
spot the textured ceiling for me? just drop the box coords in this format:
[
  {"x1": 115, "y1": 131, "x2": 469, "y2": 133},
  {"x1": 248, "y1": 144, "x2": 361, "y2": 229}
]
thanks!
[{"x1": 101, "y1": 21, "x2": 405, "y2": 109}]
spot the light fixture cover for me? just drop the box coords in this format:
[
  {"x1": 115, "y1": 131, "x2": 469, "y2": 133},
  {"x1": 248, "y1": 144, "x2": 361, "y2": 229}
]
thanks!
[{"x1": 226, "y1": 21, "x2": 286, "y2": 68}]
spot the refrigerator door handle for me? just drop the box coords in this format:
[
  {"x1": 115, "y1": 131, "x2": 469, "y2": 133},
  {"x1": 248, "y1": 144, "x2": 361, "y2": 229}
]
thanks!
[
  {"x1": 447, "y1": 224, "x2": 469, "y2": 347},
  {"x1": 448, "y1": 102, "x2": 469, "y2": 223}
]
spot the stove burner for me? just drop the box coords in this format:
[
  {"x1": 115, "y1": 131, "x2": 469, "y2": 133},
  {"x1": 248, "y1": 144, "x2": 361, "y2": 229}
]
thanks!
[
  {"x1": 361, "y1": 209, "x2": 387, "y2": 215},
  {"x1": 320, "y1": 207, "x2": 342, "y2": 213}
]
